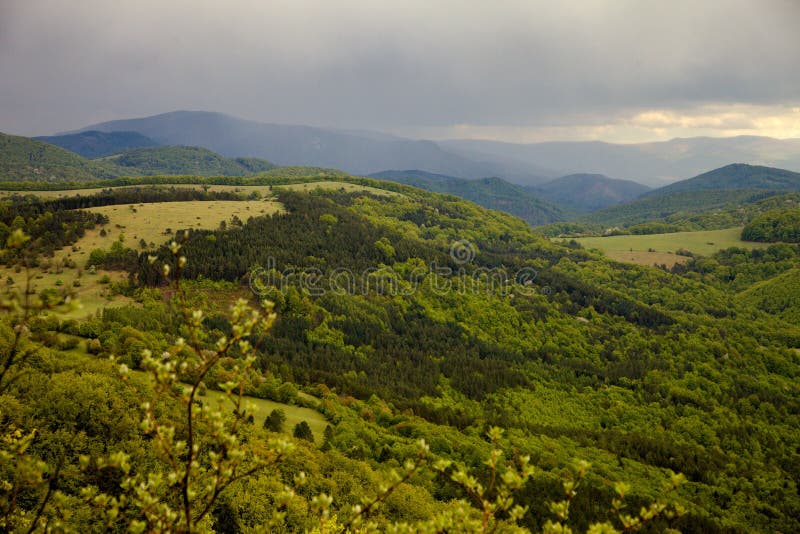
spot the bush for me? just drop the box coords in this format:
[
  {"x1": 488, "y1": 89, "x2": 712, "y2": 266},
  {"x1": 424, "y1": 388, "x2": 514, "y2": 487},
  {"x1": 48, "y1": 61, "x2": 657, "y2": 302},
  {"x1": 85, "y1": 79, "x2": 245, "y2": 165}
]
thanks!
[
  {"x1": 292, "y1": 421, "x2": 314, "y2": 443},
  {"x1": 263, "y1": 409, "x2": 286, "y2": 433}
]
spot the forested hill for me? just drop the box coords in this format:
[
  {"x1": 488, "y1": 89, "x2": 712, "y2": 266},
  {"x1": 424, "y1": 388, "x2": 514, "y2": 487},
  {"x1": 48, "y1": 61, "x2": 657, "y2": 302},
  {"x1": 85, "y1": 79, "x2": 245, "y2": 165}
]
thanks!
[
  {"x1": 102, "y1": 146, "x2": 277, "y2": 176},
  {"x1": 368, "y1": 169, "x2": 568, "y2": 225},
  {"x1": 35, "y1": 130, "x2": 160, "y2": 158},
  {"x1": 575, "y1": 164, "x2": 800, "y2": 230},
  {"x1": 0, "y1": 132, "x2": 276, "y2": 181},
  {"x1": 531, "y1": 173, "x2": 650, "y2": 212},
  {"x1": 0, "y1": 131, "x2": 119, "y2": 182},
  {"x1": 643, "y1": 163, "x2": 800, "y2": 197}
]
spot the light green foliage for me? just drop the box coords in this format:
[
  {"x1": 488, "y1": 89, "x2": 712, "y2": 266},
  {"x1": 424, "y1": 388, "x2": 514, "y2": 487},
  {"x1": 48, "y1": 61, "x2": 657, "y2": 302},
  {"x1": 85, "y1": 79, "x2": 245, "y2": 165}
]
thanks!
[{"x1": 741, "y1": 207, "x2": 800, "y2": 242}]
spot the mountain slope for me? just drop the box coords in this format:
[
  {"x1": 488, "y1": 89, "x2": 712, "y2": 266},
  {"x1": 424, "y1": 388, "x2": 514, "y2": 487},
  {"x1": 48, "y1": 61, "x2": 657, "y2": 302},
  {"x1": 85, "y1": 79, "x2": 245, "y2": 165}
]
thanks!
[
  {"x1": 0, "y1": 132, "x2": 119, "y2": 182},
  {"x1": 736, "y1": 268, "x2": 800, "y2": 324},
  {"x1": 532, "y1": 173, "x2": 650, "y2": 212},
  {"x1": 69, "y1": 111, "x2": 525, "y2": 179},
  {"x1": 643, "y1": 163, "x2": 800, "y2": 197},
  {"x1": 102, "y1": 146, "x2": 276, "y2": 176},
  {"x1": 0, "y1": 132, "x2": 276, "y2": 182},
  {"x1": 35, "y1": 130, "x2": 159, "y2": 158},
  {"x1": 368, "y1": 169, "x2": 567, "y2": 225}
]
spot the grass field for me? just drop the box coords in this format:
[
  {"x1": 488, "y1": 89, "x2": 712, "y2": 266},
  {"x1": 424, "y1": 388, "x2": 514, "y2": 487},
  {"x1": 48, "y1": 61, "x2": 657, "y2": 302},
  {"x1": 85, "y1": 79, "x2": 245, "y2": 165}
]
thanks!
[
  {"x1": 197, "y1": 388, "x2": 328, "y2": 443},
  {"x1": 0, "y1": 180, "x2": 399, "y2": 199},
  {"x1": 570, "y1": 227, "x2": 773, "y2": 267},
  {"x1": 3, "y1": 268, "x2": 132, "y2": 320},
  {"x1": 69, "y1": 199, "x2": 281, "y2": 257}
]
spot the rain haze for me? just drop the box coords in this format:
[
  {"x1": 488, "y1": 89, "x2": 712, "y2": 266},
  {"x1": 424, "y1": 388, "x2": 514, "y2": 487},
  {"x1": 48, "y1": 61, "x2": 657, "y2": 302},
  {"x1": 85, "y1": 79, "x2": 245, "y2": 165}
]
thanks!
[{"x1": 1, "y1": 0, "x2": 799, "y2": 142}]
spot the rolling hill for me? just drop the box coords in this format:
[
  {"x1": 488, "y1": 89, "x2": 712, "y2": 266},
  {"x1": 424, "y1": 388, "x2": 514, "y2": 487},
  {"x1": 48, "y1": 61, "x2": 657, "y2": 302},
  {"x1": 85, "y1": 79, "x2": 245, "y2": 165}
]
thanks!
[
  {"x1": 0, "y1": 132, "x2": 276, "y2": 182},
  {"x1": 579, "y1": 164, "x2": 800, "y2": 229},
  {"x1": 642, "y1": 163, "x2": 800, "y2": 197},
  {"x1": 368, "y1": 169, "x2": 567, "y2": 225},
  {"x1": 102, "y1": 146, "x2": 276, "y2": 176},
  {"x1": 0, "y1": 132, "x2": 119, "y2": 182},
  {"x1": 531, "y1": 173, "x2": 650, "y2": 212},
  {"x1": 35, "y1": 130, "x2": 159, "y2": 158},
  {"x1": 736, "y1": 268, "x2": 800, "y2": 324}
]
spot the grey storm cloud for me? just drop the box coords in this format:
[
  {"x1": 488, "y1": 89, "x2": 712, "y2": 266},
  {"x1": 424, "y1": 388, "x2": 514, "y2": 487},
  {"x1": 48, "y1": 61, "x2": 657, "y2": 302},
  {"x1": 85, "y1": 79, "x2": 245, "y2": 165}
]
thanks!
[{"x1": 1, "y1": 0, "x2": 799, "y2": 136}]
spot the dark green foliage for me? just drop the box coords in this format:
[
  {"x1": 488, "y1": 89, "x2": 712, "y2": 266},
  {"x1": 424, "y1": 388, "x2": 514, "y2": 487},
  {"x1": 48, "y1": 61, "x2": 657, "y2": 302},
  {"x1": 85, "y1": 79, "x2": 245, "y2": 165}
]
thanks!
[
  {"x1": 263, "y1": 409, "x2": 286, "y2": 432},
  {"x1": 105, "y1": 146, "x2": 275, "y2": 176},
  {"x1": 1, "y1": 131, "x2": 275, "y2": 183},
  {"x1": 35, "y1": 130, "x2": 159, "y2": 158},
  {"x1": 292, "y1": 421, "x2": 314, "y2": 442},
  {"x1": 532, "y1": 173, "x2": 650, "y2": 212},
  {"x1": 0, "y1": 132, "x2": 120, "y2": 182},
  {"x1": 644, "y1": 163, "x2": 800, "y2": 197},
  {"x1": 741, "y1": 207, "x2": 800, "y2": 242},
  {"x1": 369, "y1": 170, "x2": 568, "y2": 225},
  {"x1": 583, "y1": 189, "x2": 779, "y2": 229}
]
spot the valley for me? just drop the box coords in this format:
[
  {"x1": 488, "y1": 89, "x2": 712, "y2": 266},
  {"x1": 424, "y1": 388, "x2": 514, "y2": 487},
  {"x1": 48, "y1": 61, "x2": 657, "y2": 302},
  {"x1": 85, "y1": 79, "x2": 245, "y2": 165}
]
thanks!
[{"x1": 1, "y1": 131, "x2": 799, "y2": 533}]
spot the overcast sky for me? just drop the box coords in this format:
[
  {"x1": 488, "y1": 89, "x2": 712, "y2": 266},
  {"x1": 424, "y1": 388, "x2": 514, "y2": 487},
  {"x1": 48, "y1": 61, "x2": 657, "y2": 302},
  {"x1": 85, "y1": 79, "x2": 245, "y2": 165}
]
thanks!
[{"x1": 1, "y1": 0, "x2": 799, "y2": 142}]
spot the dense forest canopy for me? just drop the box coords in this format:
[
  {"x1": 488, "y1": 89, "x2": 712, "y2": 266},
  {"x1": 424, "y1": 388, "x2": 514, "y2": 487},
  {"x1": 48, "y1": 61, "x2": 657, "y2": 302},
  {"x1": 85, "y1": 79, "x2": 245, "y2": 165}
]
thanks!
[
  {"x1": 1, "y1": 174, "x2": 799, "y2": 532},
  {"x1": 741, "y1": 207, "x2": 800, "y2": 243}
]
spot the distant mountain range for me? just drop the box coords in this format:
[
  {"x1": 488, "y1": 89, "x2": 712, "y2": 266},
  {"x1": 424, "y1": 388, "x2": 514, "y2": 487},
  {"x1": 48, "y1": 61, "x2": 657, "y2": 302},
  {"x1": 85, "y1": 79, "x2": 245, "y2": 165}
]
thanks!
[
  {"x1": 441, "y1": 137, "x2": 800, "y2": 187},
  {"x1": 531, "y1": 174, "x2": 650, "y2": 212},
  {"x1": 62, "y1": 110, "x2": 800, "y2": 186},
  {"x1": 368, "y1": 170, "x2": 567, "y2": 225},
  {"x1": 35, "y1": 130, "x2": 159, "y2": 158},
  {"x1": 65, "y1": 111, "x2": 525, "y2": 181}
]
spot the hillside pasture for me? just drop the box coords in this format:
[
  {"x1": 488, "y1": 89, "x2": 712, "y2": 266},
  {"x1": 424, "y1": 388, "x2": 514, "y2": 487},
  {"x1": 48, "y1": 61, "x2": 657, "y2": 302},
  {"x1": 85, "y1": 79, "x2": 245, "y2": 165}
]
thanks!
[
  {"x1": 570, "y1": 227, "x2": 773, "y2": 267},
  {"x1": 61, "y1": 199, "x2": 281, "y2": 262},
  {"x1": 197, "y1": 388, "x2": 328, "y2": 443}
]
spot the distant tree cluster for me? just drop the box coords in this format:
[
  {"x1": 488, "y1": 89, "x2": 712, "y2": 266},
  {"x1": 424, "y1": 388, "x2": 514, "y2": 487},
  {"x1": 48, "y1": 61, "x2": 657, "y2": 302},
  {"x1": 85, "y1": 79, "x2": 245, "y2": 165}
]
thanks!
[{"x1": 741, "y1": 208, "x2": 800, "y2": 242}]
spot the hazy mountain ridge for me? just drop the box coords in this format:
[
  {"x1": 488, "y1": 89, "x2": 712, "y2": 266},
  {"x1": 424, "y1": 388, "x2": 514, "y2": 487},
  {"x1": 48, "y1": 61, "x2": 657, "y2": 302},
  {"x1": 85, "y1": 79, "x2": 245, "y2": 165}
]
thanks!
[
  {"x1": 531, "y1": 173, "x2": 651, "y2": 212},
  {"x1": 35, "y1": 130, "x2": 160, "y2": 158},
  {"x1": 67, "y1": 110, "x2": 800, "y2": 186},
  {"x1": 441, "y1": 136, "x2": 800, "y2": 186},
  {"x1": 69, "y1": 111, "x2": 520, "y2": 180},
  {"x1": 368, "y1": 169, "x2": 568, "y2": 225}
]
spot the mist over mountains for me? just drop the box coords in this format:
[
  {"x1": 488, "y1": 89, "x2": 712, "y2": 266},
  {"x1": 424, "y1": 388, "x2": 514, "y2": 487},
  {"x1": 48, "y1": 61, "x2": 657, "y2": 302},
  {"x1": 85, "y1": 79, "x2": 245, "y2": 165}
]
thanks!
[{"x1": 66, "y1": 111, "x2": 800, "y2": 187}]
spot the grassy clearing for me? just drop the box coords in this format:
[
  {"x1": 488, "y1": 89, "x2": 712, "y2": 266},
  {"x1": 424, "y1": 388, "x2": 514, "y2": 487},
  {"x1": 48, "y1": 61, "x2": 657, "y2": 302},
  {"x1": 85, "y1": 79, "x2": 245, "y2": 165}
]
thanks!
[
  {"x1": 63, "y1": 200, "x2": 281, "y2": 262},
  {"x1": 276, "y1": 180, "x2": 400, "y2": 196},
  {"x1": 198, "y1": 388, "x2": 328, "y2": 443},
  {"x1": 1, "y1": 268, "x2": 132, "y2": 320},
  {"x1": 570, "y1": 228, "x2": 773, "y2": 267}
]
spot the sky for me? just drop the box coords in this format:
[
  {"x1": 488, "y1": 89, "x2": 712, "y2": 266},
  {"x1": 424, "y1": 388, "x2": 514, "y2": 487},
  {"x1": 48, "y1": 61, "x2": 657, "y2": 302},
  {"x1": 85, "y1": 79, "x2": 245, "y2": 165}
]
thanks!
[{"x1": 1, "y1": 0, "x2": 799, "y2": 143}]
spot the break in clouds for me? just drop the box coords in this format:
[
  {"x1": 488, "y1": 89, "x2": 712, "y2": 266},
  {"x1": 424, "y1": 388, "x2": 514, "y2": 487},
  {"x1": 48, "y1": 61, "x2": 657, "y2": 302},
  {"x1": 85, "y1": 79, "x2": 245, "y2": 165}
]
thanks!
[{"x1": 1, "y1": 0, "x2": 799, "y2": 140}]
